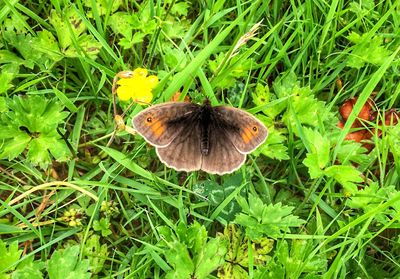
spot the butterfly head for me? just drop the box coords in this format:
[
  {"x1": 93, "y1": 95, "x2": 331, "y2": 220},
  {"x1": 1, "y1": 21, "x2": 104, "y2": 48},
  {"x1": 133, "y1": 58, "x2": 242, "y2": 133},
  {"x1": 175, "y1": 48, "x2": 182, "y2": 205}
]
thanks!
[{"x1": 203, "y1": 98, "x2": 211, "y2": 107}]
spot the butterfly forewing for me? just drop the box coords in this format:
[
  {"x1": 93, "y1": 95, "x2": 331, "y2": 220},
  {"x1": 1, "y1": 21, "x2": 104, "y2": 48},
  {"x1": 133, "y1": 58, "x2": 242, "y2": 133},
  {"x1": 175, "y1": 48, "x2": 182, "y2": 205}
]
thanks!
[
  {"x1": 214, "y1": 106, "x2": 268, "y2": 154},
  {"x1": 132, "y1": 102, "x2": 199, "y2": 147}
]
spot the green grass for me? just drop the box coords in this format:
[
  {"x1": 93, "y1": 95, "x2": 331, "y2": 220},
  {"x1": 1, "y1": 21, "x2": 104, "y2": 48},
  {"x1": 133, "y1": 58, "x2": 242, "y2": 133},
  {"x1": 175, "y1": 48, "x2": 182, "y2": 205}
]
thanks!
[{"x1": 1, "y1": 0, "x2": 400, "y2": 278}]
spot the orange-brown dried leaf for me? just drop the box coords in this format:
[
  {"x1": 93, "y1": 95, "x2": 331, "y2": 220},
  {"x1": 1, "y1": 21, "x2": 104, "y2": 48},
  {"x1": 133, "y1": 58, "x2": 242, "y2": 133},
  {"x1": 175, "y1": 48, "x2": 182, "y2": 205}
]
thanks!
[{"x1": 170, "y1": 91, "x2": 190, "y2": 102}]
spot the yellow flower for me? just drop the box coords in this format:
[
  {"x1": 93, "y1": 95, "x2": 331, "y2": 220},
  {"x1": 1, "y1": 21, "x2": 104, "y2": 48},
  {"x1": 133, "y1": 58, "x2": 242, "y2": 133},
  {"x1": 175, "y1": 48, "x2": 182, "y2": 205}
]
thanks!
[{"x1": 116, "y1": 68, "x2": 159, "y2": 103}]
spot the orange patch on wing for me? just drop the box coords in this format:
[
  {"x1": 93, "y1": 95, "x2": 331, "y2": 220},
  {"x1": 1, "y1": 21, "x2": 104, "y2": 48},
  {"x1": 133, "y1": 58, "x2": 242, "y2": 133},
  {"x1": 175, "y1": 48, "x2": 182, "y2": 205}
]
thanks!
[
  {"x1": 241, "y1": 128, "x2": 254, "y2": 143},
  {"x1": 150, "y1": 120, "x2": 165, "y2": 137}
]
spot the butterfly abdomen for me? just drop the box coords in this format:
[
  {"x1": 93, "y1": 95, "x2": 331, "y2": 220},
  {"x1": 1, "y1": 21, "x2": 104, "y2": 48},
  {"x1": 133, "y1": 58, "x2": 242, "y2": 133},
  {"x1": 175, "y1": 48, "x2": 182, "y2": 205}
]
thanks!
[
  {"x1": 200, "y1": 132, "x2": 210, "y2": 155},
  {"x1": 199, "y1": 103, "x2": 213, "y2": 156}
]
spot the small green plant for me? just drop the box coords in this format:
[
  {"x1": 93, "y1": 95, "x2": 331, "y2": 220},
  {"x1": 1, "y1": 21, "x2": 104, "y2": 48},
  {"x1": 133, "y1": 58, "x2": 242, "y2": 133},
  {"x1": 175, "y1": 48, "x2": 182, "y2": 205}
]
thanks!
[
  {"x1": 157, "y1": 222, "x2": 228, "y2": 279},
  {"x1": 235, "y1": 194, "x2": 306, "y2": 239},
  {"x1": 0, "y1": 95, "x2": 71, "y2": 168},
  {"x1": 93, "y1": 218, "x2": 112, "y2": 237},
  {"x1": 303, "y1": 128, "x2": 365, "y2": 194},
  {"x1": 218, "y1": 224, "x2": 274, "y2": 278}
]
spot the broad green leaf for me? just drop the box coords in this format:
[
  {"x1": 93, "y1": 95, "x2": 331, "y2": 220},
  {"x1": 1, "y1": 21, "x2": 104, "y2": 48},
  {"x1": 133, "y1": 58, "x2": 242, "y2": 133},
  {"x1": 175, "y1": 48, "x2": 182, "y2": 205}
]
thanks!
[
  {"x1": 170, "y1": 2, "x2": 189, "y2": 16},
  {"x1": 254, "y1": 124, "x2": 289, "y2": 161},
  {"x1": 0, "y1": 64, "x2": 19, "y2": 94},
  {"x1": 218, "y1": 225, "x2": 273, "y2": 278},
  {"x1": 82, "y1": 235, "x2": 108, "y2": 274},
  {"x1": 272, "y1": 73, "x2": 333, "y2": 135},
  {"x1": 164, "y1": 242, "x2": 194, "y2": 279},
  {"x1": 48, "y1": 246, "x2": 91, "y2": 279},
  {"x1": 161, "y1": 222, "x2": 228, "y2": 278}
]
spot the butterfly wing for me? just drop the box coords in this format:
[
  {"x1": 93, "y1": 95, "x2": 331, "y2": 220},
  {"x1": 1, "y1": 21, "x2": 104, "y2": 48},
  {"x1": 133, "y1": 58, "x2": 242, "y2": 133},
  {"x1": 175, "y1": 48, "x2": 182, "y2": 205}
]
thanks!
[
  {"x1": 156, "y1": 121, "x2": 203, "y2": 172},
  {"x1": 201, "y1": 123, "x2": 246, "y2": 175},
  {"x1": 213, "y1": 106, "x2": 268, "y2": 154},
  {"x1": 132, "y1": 102, "x2": 199, "y2": 147}
]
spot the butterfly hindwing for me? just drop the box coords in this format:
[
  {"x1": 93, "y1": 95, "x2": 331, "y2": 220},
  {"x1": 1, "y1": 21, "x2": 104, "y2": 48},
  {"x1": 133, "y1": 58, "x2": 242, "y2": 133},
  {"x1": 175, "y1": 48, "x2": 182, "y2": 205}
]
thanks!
[
  {"x1": 156, "y1": 121, "x2": 203, "y2": 172},
  {"x1": 213, "y1": 106, "x2": 268, "y2": 154},
  {"x1": 201, "y1": 122, "x2": 246, "y2": 175}
]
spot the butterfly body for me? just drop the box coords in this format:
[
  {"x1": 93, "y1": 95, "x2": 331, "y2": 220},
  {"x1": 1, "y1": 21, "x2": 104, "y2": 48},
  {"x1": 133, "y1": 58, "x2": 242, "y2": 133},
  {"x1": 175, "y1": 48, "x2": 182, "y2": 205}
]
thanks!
[{"x1": 132, "y1": 100, "x2": 268, "y2": 175}]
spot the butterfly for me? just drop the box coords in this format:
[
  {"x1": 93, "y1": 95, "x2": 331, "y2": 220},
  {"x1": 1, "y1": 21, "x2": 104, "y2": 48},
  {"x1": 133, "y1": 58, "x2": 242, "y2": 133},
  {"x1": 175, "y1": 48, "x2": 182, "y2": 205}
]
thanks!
[{"x1": 132, "y1": 99, "x2": 268, "y2": 175}]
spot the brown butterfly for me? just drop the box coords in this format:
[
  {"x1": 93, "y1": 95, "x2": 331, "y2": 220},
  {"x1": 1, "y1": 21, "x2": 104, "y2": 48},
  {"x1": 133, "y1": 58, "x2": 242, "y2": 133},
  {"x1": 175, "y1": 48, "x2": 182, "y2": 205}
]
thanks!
[{"x1": 132, "y1": 99, "x2": 268, "y2": 175}]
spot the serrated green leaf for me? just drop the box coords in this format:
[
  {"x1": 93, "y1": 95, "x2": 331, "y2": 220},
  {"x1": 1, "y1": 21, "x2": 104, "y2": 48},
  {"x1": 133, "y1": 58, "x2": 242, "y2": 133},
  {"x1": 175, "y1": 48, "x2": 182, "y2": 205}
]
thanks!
[
  {"x1": 209, "y1": 53, "x2": 253, "y2": 89},
  {"x1": 11, "y1": 255, "x2": 44, "y2": 279},
  {"x1": 274, "y1": 239, "x2": 327, "y2": 277},
  {"x1": 303, "y1": 154, "x2": 324, "y2": 179},
  {"x1": 324, "y1": 165, "x2": 363, "y2": 194},
  {"x1": 0, "y1": 241, "x2": 23, "y2": 273},
  {"x1": 219, "y1": 224, "x2": 273, "y2": 278},
  {"x1": 335, "y1": 140, "x2": 370, "y2": 167},
  {"x1": 48, "y1": 246, "x2": 90, "y2": 279},
  {"x1": 49, "y1": 9, "x2": 84, "y2": 50},
  {"x1": 347, "y1": 33, "x2": 392, "y2": 69},
  {"x1": 272, "y1": 73, "x2": 333, "y2": 135},
  {"x1": 109, "y1": 12, "x2": 132, "y2": 38},
  {"x1": 164, "y1": 48, "x2": 188, "y2": 72},
  {"x1": 177, "y1": 222, "x2": 207, "y2": 254},
  {"x1": 160, "y1": 222, "x2": 228, "y2": 278},
  {"x1": 164, "y1": 242, "x2": 194, "y2": 279},
  {"x1": 170, "y1": 2, "x2": 189, "y2": 16},
  {"x1": 194, "y1": 237, "x2": 228, "y2": 278},
  {"x1": 2, "y1": 31, "x2": 41, "y2": 68},
  {"x1": 255, "y1": 126, "x2": 289, "y2": 160},
  {"x1": 93, "y1": 218, "x2": 112, "y2": 237},
  {"x1": 302, "y1": 128, "x2": 331, "y2": 178},
  {"x1": 49, "y1": 8, "x2": 102, "y2": 59},
  {"x1": 0, "y1": 64, "x2": 19, "y2": 94},
  {"x1": 235, "y1": 195, "x2": 305, "y2": 239},
  {"x1": 0, "y1": 95, "x2": 71, "y2": 167},
  {"x1": 31, "y1": 30, "x2": 63, "y2": 62},
  {"x1": 0, "y1": 131, "x2": 31, "y2": 160}
]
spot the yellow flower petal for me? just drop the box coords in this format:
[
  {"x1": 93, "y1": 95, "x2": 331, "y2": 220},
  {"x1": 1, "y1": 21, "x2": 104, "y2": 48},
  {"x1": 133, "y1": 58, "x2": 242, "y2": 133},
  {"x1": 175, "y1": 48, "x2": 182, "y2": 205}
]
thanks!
[
  {"x1": 146, "y1": 75, "x2": 159, "y2": 88},
  {"x1": 115, "y1": 68, "x2": 158, "y2": 103},
  {"x1": 116, "y1": 86, "x2": 133, "y2": 101},
  {"x1": 116, "y1": 78, "x2": 134, "y2": 86},
  {"x1": 133, "y1": 68, "x2": 148, "y2": 77}
]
